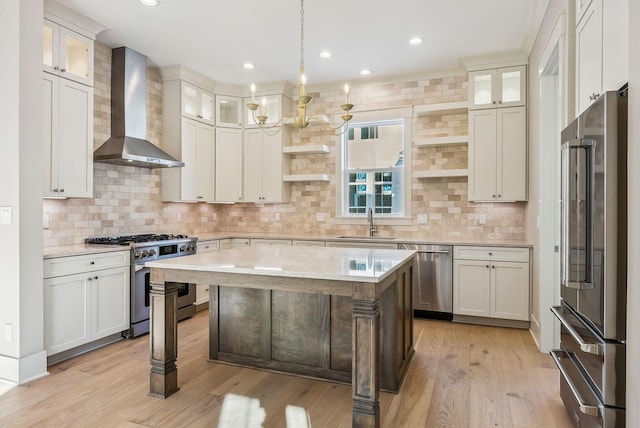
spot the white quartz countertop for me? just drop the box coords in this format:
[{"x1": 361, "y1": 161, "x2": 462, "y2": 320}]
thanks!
[
  {"x1": 43, "y1": 244, "x2": 130, "y2": 259},
  {"x1": 144, "y1": 245, "x2": 416, "y2": 283}
]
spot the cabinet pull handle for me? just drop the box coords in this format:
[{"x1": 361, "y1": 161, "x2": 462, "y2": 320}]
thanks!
[
  {"x1": 54, "y1": 66, "x2": 59, "y2": 70},
  {"x1": 87, "y1": 277, "x2": 92, "y2": 281},
  {"x1": 59, "y1": 188, "x2": 64, "y2": 192},
  {"x1": 60, "y1": 68, "x2": 66, "y2": 72}
]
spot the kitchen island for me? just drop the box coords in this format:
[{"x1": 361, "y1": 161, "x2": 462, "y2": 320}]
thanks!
[{"x1": 146, "y1": 245, "x2": 415, "y2": 428}]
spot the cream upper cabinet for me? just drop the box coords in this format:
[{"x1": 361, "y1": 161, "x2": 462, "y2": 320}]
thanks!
[
  {"x1": 43, "y1": 19, "x2": 94, "y2": 87},
  {"x1": 244, "y1": 94, "x2": 290, "y2": 128},
  {"x1": 468, "y1": 66, "x2": 526, "y2": 110},
  {"x1": 576, "y1": 0, "x2": 602, "y2": 114},
  {"x1": 215, "y1": 127, "x2": 244, "y2": 202},
  {"x1": 43, "y1": 72, "x2": 94, "y2": 198},
  {"x1": 576, "y1": 0, "x2": 628, "y2": 115},
  {"x1": 162, "y1": 77, "x2": 216, "y2": 202},
  {"x1": 181, "y1": 81, "x2": 214, "y2": 125},
  {"x1": 161, "y1": 117, "x2": 215, "y2": 202},
  {"x1": 468, "y1": 106, "x2": 527, "y2": 202},
  {"x1": 216, "y1": 95, "x2": 243, "y2": 128},
  {"x1": 243, "y1": 128, "x2": 290, "y2": 203}
]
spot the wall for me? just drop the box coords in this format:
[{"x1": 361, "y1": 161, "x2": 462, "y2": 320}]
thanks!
[
  {"x1": 0, "y1": 0, "x2": 47, "y2": 384},
  {"x1": 43, "y1": 45, "x2": 527, "y2": 247}
]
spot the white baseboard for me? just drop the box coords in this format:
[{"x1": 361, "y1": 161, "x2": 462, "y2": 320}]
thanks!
[{"x1": 0, "y1": 351, "x2": 48, "y2": 384}]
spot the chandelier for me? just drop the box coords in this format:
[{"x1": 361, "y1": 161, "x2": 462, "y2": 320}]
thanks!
[{"x1": 247, "y1": 0, "x2": 354, "y2": 136}]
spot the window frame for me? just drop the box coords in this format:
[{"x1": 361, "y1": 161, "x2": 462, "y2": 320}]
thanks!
[{"x1": 335, "y1": 108, "x2": 412, "y2": 225}]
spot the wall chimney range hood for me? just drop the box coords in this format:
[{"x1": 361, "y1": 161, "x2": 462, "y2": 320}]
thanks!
[{"x1": 93, "y1": 47, "x2": 183, "y2": 168}]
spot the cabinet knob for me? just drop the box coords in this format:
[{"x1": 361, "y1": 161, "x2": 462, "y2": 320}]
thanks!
[
  {"x1": 197, "y1": 196, "x2": 203, "y2": 199},
  {"x1": 94, "y1": 276, "x2": 98, "y2": 279},
  {"x1": 90, "y1": 261, "x2": 95, "y2": 265},
  {"x1": 491, "y1": 265, "x2": 496, "y2": 269},
  {"x1": 87, "y1": 277, "x2": 93, "y2": 281},
  {"x1": 498, "y1": 100, "x2": 502, "y2": 104},
  {"x1": 59, "y1": 188, "x2": 64, "y2": 192},
  {"x1": 54, "y1": 66, "x2": 59, "y2": 70},
  {"x1": 492, "y1": 194, "x2": 496, "y2": 198},
  {"x1": 485, "y1": 265, "x2": 490, "y2": 268},
  {"x1": 492, "y1": 101, "x2": 497, "y2": 104},
  {"x1": 489, "y1": 252, "x2": 493, "y2": 256},
  {"x1": 497, "y1": 194, "x2": 501, "y2": 198}
]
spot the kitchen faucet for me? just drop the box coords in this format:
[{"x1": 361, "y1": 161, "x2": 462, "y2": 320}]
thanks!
[{"x1": 367, "y1": 207, "x2": 378, "y2": 237}]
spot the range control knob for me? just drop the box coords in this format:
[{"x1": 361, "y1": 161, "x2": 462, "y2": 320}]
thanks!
[
  {"x1": 180, "y1": 246, "x2": 186, "y2": 252},
  {"x1": 148, "y1": 249, "x2": 156, "y2": 256},
  {"x1": 134, "y1": 251, "x2": 141, "y2": 258},
  {"x1": 141, "y1": 250, "x2": 148, "y2": 257}
]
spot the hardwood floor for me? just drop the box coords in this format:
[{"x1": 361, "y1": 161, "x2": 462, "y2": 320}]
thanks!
[{"x1": 0, "y1": 310, "x2": 573, "y2": 427}]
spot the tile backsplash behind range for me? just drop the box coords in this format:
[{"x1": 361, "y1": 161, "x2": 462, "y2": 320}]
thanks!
[{"x1": 43, "y1": 43, "x2": 526, "y2": 247}]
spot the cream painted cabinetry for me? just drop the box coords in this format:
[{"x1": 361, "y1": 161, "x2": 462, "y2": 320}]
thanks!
[
  {"x1": 195, "y1": 240, "x2": 220, "y2": 307},
  {"x1": 161, "y1": 117, "x2": 215, "y2": 202},
  {"x1": 42, "y1": 72, "x2": 93, "y2": 198},
  {"x1": 576, "y1": 0, "x2": 628, "y2": 115},
  {"x1": 468, "y1": 66, "x2": 526, "y2": 110},
  {"x1": 160, "y1": 68, "x2": 217, "y2": 202},
  {"x1": 453, "y1": 246, "x2": 530, "y2": 322},
  {"x1": 220, "y1": 239, "x2": 233, "y2": 250},
  {"x1": 215, "y1": 127, "x2": 243, "y2": 202},
  {"x1": 251, "y1": 239, "x2": 292, "y2": 247},
  {"x1": 181, "y1": 81, "x2": 214, "y2": 125},
  {"x1": 468, "y1": 106, "x2": 527, "y2": 201},
  {"x1": 43, "y1": 18, "x2": 93, "y2": 86},
  {"x1": 243, "y1": 128, "x2": 290, "y2": 203},
  {"x1": 244, "y1": 94, "x2": 290, "y2": 128},
  {"x1": 43, "y1": 251, "x2": 130, "y2": 357},
  {"x1": 216, "y1": 95, "x2": 243, "y2": 128},
  {"x1": 232, "y1": 238, "x2": 251, "y2": 248}
]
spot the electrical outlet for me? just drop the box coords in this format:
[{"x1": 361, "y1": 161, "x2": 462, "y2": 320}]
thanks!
[
  {"x1": 4, "y1": 324, "x2": 12, "y2": 342},
  {"x1": 479, "y1": 214, "x2": 487, "y2": 225},
  {"x1": 316, "y1": 212, "x2": 325, "y2": 222},
  {"x1": 417, "y1": 214, "x2": 428, "y2": 224},
  {"x1": 0, "y1": 207, "x2": 11, "y2": 225},
  {"x1": 43, "y1": 214, "x2": 50, "y2": 229},
  {"x1": 274, "y1": 212, "x2": 280, "y2": 221}
]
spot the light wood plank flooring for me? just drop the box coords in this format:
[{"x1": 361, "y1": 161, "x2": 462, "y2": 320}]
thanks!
[{"x1": 0, "y1": 310, "x2": 572, "y2": 427}]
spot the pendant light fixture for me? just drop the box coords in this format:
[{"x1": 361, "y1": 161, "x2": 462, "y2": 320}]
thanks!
[{"x1": 247, "y1": 0, "x2": 354, "y2": 135}]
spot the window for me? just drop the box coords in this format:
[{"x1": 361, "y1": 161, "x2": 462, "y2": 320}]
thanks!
[{"x1": 339, "y1": 118, "x2": 409, "y2": 218}]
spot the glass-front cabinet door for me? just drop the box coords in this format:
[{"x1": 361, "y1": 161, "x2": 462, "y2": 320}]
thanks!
[
  {"x1": 244, "y1": 95, "x2": 283, "y2": 127},
  {"x1": 43, "y1": 19, "x2": 93, "y2": 86},
  {"x1": 181, "y1": 81, "x2": 214, "y2": 125},
  {"x1": 469, "y1": 66, "x2": 526, "y2": 110},
  {"x1": 216, "y1": 96, "x2": 242, "y2": 128}
]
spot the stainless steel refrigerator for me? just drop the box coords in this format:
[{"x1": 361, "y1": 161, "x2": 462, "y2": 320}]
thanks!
[{"x1": 550, "y1": 88, "x2": 627, "y2": 428}]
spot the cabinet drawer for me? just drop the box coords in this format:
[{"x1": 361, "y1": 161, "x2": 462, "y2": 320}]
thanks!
[
  {"x1": 44, "y1": 251, "x2": 130, "y2": 278},
  {"x1": 251, "y1": 239, "x2": 292, "y2": 247},
  {"x1": 454, "y1": 246, "x2": 529, "y2": 262},
  {"x1": 292, "y1": 240, "x2": 325, "y2": 247},
  {"x1": 197, "y1": 240, "x2": 220, "y2": 253}
]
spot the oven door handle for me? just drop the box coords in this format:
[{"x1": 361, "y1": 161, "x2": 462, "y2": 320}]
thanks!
[
  {"x1": 550, "y1": 350, "x2": 601, "y2": 418},
  {"x1": 551, "y1": 306, "x2": 602, "y2": 356}
]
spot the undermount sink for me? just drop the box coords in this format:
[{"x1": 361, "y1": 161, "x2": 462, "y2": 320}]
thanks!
[{"x1": 335, "y1": 235, "x2": 394, "y2": 240}]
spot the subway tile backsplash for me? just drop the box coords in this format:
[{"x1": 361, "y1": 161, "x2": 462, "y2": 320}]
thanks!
[{"x1": 43, "y1": 43, "x2": 525, "y2": 247}]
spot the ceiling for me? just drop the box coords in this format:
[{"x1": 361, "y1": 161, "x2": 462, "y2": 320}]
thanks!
[{"x1": 51, "y1": 0, "x2": 541, "y2": 88}]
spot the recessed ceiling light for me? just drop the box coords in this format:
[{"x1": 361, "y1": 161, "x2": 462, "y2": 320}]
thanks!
[
  {"x1": 360, "y1": 69, "x2": 371, "y2": 76},
  {"x1": 319, "y1": 51, "x2": 332, "y2": 59},
  {"x1": 138, "y1": 0, "x2": 159, "y2": 6},
  {"x1": 242, "y1": 62, "x2": 255, "y2": 70},
  {"x1": 409, "y1": 37, "x2": 423, "y2": 46}
]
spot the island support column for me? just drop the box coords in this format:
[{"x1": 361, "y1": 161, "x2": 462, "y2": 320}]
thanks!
[
  {"x1": 148, "y1": 269, "x2": 180, "y2": 398},
  {"x1": 352, "y1": 282, "x2": 381, "y2": 428}
]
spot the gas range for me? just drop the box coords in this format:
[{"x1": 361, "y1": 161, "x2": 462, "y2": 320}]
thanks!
[
  {"x1": 85, "y1": 233, "x2": 198, "y2": 337},
  {"x1": 86, "y1": 234, "x2": 198, "y2": 263}
]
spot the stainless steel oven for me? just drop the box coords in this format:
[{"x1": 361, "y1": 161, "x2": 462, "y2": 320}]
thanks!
[
  {"x1": 86, "y1": 234, "x2": 198, "y2": 338},
  {"x1": 551, "y1": 88, "x2": 627, "y2": 428}
]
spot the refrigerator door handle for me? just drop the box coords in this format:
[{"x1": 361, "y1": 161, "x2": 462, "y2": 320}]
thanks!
[
  {"x1": 560, "y1": 138, "x2": 596, "y2": 291},
  {"x1": 550, "y1": 350, "x2": 601, "y2": 417},
  {"x1": 551, "y1": 306, "x2": 603, "y2": 355}
]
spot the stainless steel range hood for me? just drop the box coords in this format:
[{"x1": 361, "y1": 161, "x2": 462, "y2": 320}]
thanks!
[{"x1": 94, "y1": 47, "x2": 184, "y2": 168}]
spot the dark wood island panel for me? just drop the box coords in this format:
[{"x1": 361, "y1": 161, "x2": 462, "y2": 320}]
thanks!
[{"x1": 209, "y1": 262, "x2": 413, "y2": 392}]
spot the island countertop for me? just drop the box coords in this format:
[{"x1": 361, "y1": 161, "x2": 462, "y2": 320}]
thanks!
[{"x1": 144, "y1": 245, "x2": 416, "y2": 284}]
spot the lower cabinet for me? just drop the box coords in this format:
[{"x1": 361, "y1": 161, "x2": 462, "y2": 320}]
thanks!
[
  {"x1": 453, "y1": 246, "x2": 530, "y2": 322},
  {"x1": 44, "y1": 251, "x2": 130, "y2": 357},
  {"x1": 250, "y1": 239, "x2": 292, "y2": 247},
  {"x1": 195, "y1": 239, "x2": 220, "y2": 307}
]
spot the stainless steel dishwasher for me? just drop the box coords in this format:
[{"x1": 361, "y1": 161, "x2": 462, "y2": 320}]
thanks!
[{"x1": 398, "y1": 244, "x2": 453, "y2": 320}]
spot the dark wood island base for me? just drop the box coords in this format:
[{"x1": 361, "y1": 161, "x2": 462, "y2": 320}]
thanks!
[{"x1": 147, "y1": 246, "x2": 415, "y2": 428}]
